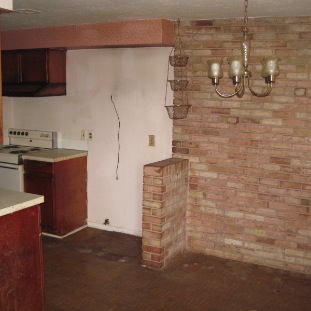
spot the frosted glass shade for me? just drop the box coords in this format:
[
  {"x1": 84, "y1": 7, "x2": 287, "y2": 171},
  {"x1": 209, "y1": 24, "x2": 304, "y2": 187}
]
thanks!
[
  {"x1": 261, "y1": 57, "x2": 280, "y2": 78},
  {"x1": 228, "y1": 56, "x2": 244, "y2": 78},
  {"x1": 207, "y1": 60, "x2": 223, "y2": 79}
]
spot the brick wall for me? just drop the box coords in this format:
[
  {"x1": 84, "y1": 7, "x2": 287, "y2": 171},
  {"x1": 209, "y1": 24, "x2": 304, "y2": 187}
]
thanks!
[
  {"x1": 173, "y1": 16, "x2": 311, "y2": 274},
  {"x1": 142, "y1": 158, "x2": 188, "y2": 269}
]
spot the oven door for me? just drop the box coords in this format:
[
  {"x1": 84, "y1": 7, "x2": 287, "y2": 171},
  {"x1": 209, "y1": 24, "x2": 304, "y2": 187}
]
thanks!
[{"x1": 0, "y1": 163, "x2": 24, "y2": 192}]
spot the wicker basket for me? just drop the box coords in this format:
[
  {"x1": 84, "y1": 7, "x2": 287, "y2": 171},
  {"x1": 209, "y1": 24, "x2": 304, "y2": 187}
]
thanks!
[
  {"x1": 165, "y1": 105, "x2": 191, "y2": 119},
  {"x1": 169, "y1": 55, "x2": 189, "y2": 67},
  {"x1": 168, "y1": 79, "x2": 189, "y2": 91}
]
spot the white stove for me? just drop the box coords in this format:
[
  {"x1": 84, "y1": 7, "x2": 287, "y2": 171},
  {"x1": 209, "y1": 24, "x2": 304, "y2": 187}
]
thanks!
[
  {"x1": 0, "y1": 128, "x2": 58, "y2": 164},
  {"x1": 0, "y1": 128, "x2": 58, "y2": 191},
  {"x1": 0, "y1": 145, "x2": 44, "y2": 165}
]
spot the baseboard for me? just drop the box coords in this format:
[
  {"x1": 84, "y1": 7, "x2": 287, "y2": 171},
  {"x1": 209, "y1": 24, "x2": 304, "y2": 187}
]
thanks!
[
  {"x1": 42, "y1": 225, "x2": 87, "y2": 239},
  {"x1": 87, "y1": 221, "x2": 142, "y2": 237}
]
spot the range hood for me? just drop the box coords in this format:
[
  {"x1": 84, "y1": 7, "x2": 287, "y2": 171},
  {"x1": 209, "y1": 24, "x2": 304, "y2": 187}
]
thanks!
[
  {"x1": 1, "y1": 48, "x2": 66, "y2": 97},
  {"x1": 2, "y1": 83, "x2": 66, "y2": 97}
]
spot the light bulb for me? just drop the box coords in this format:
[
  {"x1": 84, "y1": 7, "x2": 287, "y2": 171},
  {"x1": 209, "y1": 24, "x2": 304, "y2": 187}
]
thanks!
[
  {"x1": 207, "y1": 60, "x2": 223, "y2": 79},
  {"x1": 261, "y1": 56, "x2": 280, "y2": 78}
]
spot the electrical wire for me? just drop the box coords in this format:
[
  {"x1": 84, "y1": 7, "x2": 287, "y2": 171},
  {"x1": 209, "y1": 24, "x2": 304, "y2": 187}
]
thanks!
[{"x1": 111, "y1": 95, "x2": 120, "y2": 180}]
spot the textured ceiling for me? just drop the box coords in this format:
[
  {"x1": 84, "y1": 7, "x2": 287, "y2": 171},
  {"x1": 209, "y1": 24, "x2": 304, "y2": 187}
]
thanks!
[{"x1": 2, "y1": 0, "x2": 311, "y2": 31}]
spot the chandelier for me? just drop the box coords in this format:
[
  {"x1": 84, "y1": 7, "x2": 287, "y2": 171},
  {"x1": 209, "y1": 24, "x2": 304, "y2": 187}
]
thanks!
[{"x1": 207, "y1": 0, "x2": 280, "y2": 98}]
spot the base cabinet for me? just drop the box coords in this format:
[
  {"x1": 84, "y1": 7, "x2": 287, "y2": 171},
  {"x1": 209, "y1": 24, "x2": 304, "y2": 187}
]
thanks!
[
  {"x1": 0, "y1": 205, "x2": 44, "y2": 311},
  {"x1": 24, "y1": 156, "x2": 87, "y2": 237}
]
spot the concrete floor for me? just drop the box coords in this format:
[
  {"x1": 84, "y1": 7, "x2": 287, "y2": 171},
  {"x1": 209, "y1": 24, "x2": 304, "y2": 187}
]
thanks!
[{"x1": 43, "y1": 228, "x2": 311, "y2": 311}]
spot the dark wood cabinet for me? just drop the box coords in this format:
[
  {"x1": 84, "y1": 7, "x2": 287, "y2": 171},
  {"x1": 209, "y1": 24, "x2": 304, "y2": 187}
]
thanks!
[
  {"x1": 1, "y1": 51, "x2": 19, "y2": 83},
  {"x1": 2, "y1": 48, "x2": 66, "y2": 97},
  {"x1": 19, "y1": 50, "x2": 49, "y2": 83},
  {"x1": 25, "y1": 172, "x2": 55, "y2": 232},
  {"x1": 24, "y1": 156, "x2": 87, "y2": 237},
  {"x1": 0, "y1": 205, "x2": 44, "y2": 311}
]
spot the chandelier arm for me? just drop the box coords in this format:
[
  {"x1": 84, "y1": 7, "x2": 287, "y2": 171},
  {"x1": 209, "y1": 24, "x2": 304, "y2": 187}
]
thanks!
[
  {"x1": 207, "y1": 0, "x2": 280, "y2": 99},
  {"x1": 247, "y1": 76, "x2": 273, "y2": 97},
  {"x1": 236, "y1": 76, "x2": 246, "y2": 98},
  {"x1": 237, "y1": 87, "x2": 245, "y2": 98},
  {"x1": 215, "y1": 83, "x2": 243, "y2": 98}
]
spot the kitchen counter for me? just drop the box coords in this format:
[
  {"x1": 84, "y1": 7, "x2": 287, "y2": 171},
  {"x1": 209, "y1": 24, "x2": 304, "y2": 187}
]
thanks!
[
  {"x1": 0, "y1": 188, "x2": 44, "y2": 217},
  {"x1": 23, "y1": 148, "x2": 88, "y2": 163}
]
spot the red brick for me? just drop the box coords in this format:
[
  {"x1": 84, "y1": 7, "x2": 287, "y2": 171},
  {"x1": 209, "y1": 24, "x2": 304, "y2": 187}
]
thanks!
[
  {"x1": 144, "y1": 166, "x2": 163, "y2": 177},
  {"x1": 143, "y1": 215, "x2": 164, "y2": 225},
  {"x1": 211, "y1": 108, "x2": 231, "y2": 114},
  {"x1": 143, "y1": 184, "x2": 165, "y2": 193},
  {"x1": 142, "y1": 259, "x2": 164, "y2": 269},
  {"x1": 270, "y1": 157, "x2": 291, "y2": 165},
  {"x1": 151, "y1": 253, "x2": 166, "y2": 262},
  {"x1": 280, "y1": 181, "x2": 302, "y2": 190},
  {"x1": 168, "y1": 16, "x2": 311, "y2": 275},
  {"x1": 142, "y1": 158, "x2": 188, "y2": 269},
  {"x1": 142, "y1": 245, "x2": 164, "y2": 254}
]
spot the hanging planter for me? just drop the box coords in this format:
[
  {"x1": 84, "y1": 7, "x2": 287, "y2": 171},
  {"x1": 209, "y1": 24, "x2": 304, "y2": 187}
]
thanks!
[
  {"x1": 164, "y1": 19, "x2": 191, "y2": 120},
  {"x1": 168, "y1": 79, "x2": 189, "y2": 91},
  {"x1": 169, "y1": 54, "x2": 189, "y2": 67},
  {"x1": 169, "y1": 19, "x2": 189, "y2": 68},
  {"x1": 165, "y1": 104, "x2": 191, "y2": 120}
]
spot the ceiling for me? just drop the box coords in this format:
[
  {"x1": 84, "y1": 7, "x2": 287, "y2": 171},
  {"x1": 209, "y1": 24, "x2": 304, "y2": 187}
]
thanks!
[{"x1": 1, "y1": 0, "x2": 311, "y2": 31}]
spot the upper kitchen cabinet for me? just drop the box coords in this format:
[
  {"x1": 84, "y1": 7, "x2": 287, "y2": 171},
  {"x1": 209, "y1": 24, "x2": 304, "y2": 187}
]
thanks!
[{"x1": 2, "y1": 49, "x2": 67, "y2": 97}]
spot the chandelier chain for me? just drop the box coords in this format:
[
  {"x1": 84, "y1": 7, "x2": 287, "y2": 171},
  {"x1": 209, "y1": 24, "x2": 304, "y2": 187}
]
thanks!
[
  {"x1": 207, "y1": 0, "x2": 280, "y2": 98},
  {"x1": 243, "y1": 0, "x2": 249, "y2": 34}
]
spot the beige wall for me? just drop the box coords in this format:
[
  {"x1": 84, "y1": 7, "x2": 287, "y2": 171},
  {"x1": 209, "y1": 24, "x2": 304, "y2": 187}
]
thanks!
[
  {"x1": 0, "y1": 0, "x2": 12, "y2": 11},
  {"x1": 173, "y1": 16, "x2": 311, "y2": 274},
  {"x1": 3, "y1": 47, "x2": 173, "y2": 236}
]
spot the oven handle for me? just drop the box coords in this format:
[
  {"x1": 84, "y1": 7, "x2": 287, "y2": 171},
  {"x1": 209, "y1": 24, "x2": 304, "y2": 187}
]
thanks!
[{"x1": 0, "y1": 165, "x2": 20, "y2": 170}]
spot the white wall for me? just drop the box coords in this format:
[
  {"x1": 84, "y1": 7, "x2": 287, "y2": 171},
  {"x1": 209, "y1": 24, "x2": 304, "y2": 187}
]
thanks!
[
  {"x1": 3, "y1": 47, "x2": 173, "y2": 236},
  {"x1": 0, "y1": 0, "x2": 12, "y2": 10}
]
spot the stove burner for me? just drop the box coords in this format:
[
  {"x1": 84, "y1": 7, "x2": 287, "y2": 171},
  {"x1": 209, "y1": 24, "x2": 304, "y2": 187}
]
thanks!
[
  {"x1": 1, "y1": 145, "x2": 20, "y2": 149},
  {"x1": 10, "y1": 150, "x2": 29, "y2": 155},
  {"x1": 30, "y1": 147, "x2": 42, "y2": 151}
]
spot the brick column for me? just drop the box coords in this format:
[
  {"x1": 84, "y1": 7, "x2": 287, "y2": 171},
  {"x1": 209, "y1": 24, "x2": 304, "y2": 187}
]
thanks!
[{"x1": 142, "y1": 158, "x2": 189, "y2": 269}]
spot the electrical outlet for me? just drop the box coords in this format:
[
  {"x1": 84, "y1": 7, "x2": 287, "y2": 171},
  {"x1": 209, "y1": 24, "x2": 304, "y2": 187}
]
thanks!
[
  {"x1": 149, "y1": 135, "x2": 155, "y2": 147},
  {"x1": 81, "y1": 130, "x2": 87, "y2": 140},
  {"x1": 81, "y1": 130, "x2": 93, "y2": 141}
]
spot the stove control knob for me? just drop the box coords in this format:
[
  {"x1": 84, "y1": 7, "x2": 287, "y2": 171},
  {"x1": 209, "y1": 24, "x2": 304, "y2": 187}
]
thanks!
[
  {"x1": 17, "y1": 131, "x2": 20, "y2": 135},
  {"x1": 25, "y1": 132, "x2": 29, "y2": 136},
  {"x1": 13, "y1": 131, "x2": 16, "y2": 135},
  {"x1": 9, "y1": 130, "x2": 13, "y2": 135},
  {"x1": 21, "y1": 132, "x2": 25, "y2": 136}
]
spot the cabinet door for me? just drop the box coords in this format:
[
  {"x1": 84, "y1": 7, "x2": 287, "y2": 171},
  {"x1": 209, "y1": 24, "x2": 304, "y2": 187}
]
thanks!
[
  {"x1": 1, "y1": 51, "x2": 20, "y2": 83},
  {"x1": 24, "y1": 173, "x2": 55, "y2": 233},
  {"x1": 20, "y1": 50, "x2": 48, "y2": 83},
  {"x1": 0, "y1": 206, "x2": 44, "y2": 311}
]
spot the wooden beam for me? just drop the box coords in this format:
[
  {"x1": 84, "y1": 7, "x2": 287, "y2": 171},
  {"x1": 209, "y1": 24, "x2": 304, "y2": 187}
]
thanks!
[{"x1": 2, "y1": 19, "x2": 174, "y2": 50}]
